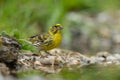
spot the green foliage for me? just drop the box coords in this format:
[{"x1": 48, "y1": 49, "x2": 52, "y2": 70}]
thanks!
[
  {"x1": 0, "y1": 31, "x2": 8, "y2": 36},
  {"x1": 0, "y1": 0, "x2": 120, "y2": 39},
  {"x1": 12, "y1": 29, "x2": 21, "y2": 39},
  {"x1": 18, "y1": 39, "x2": 37, "y2": 52}
]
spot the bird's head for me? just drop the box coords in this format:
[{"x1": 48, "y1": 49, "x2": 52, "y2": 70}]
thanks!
[{"x1": 49, "y1": 24, "x2": 63, "y2": 35}]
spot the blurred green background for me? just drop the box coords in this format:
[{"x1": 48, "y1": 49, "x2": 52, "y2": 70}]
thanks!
[
  {"x1": 1, "y1": 0, "x2": 120, "y2": 79},
  {"x1": 1, "y1": 0, "x2": 120, "y2": 54}
]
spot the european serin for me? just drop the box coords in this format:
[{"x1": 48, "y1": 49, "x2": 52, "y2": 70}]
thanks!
[{"x1": 29, "y1": 24, "x2": 63, "y2": 52}]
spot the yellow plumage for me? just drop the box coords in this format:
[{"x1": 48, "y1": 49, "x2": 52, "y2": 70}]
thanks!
[{"x1": 29, "y1": 24, "x2": 62, "y2": 51}]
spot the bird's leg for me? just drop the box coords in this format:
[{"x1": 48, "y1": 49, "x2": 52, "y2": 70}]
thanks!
[
  {"x1": 44, "y1": 51, "x2": 53, "y2": 56},
  {"x1": 39, "y1": 50, "x2": 45, "y2": 56},
  {"x1": 39, "y1": 50, "x2": 52, "y2": 56}
]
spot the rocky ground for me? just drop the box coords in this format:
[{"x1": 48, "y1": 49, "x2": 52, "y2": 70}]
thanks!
[{"x1": 0, "y1": 34, "x2": 120, "y2": 80}]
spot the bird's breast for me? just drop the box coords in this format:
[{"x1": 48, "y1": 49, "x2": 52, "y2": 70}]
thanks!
[{"x1": 42, "y1": 33, "x2": 62, "y2": 50}]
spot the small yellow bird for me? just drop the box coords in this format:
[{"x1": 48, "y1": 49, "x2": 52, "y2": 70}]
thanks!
[{"x1": 29, "y1": 24, "x2": 63, "y2": 52}]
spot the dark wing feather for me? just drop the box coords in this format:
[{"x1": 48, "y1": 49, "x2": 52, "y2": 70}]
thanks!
[
  {"x1": 40, "y1": 33, "x2": 53, "y2": 46},
  {"x1": 29, "y1": 33, "x2": 53, "y2": 47}
]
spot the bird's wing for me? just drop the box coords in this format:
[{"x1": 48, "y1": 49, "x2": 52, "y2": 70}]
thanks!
[
  {"x1": 39, "y1": 33, "x2": 53, "y2": 46},
  {"x1": 30, "y1": 32, "x2": 53, "y2": 47}
]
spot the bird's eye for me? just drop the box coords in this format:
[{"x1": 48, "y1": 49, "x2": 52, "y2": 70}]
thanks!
[{"x1": 54, "y1": 26, "x2": 57, "y2": 28}]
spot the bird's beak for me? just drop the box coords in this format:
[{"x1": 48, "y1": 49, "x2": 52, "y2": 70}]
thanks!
[
  {"x1": 54, "y1": 24, "x2": 63, "y2": 30},
  {"x1": 58, "y1": 26, "x2": 63, "y2": 30}
]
